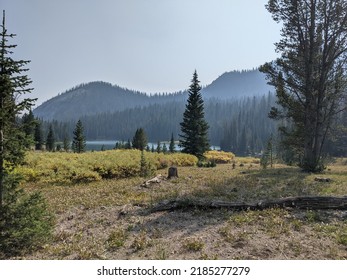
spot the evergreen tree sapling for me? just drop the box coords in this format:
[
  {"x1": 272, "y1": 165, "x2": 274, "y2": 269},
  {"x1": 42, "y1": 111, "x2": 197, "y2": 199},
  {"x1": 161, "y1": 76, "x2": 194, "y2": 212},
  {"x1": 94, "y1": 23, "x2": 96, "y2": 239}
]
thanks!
[
  {"x1": 72, "y1": 119, "x2": 86, "y2": 153},
  {"x1": 162, "y1": 143, "x2": 168, "y2": 153},
  {"x1": 46, "y1": 125, "x2": 55, "y2": 152},
  {"x1": 156, "y1": 141, "x2": 161, "y2": 153},
  {"x1": 63, "y1": 135, "x2": 70, "y2": 152},
  {"x1": 21, "y1": 109, "x2": 36, "y2": 148},
  {"x1": 179, "y1": 70, "x2": 210, "y2": 159},
  {"x1": 132, "y1": 128, "x2": 147, "y2": 151},
  {"x1": 34, "y1": 120, "x2": 43, "y2": 150}
]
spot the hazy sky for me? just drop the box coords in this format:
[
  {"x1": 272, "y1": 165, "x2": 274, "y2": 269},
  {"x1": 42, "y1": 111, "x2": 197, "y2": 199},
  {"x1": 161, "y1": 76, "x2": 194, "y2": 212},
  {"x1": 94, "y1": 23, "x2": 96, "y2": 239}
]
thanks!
[{"x1": 2, "y1": 0, "x2": 281, "y2": 106}]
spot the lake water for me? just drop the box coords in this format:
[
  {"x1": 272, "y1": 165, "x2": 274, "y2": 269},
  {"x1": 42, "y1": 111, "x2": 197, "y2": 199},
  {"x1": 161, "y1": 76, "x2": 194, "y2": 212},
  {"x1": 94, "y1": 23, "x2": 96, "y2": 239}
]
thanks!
[{"x1": 86, "y1": 141, "x2": 220, "y2": 151}]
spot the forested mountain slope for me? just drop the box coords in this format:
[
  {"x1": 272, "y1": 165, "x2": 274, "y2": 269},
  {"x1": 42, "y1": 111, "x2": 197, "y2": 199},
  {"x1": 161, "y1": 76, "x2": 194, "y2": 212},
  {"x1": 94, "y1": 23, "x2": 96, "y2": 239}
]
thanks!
[{"x1": 33, "y1": 69, "x2": 272, "y2": 121}]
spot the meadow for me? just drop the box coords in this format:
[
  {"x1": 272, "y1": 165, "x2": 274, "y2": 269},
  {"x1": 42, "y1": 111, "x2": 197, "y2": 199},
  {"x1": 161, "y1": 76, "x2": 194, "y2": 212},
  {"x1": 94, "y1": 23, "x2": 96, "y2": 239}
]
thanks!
[{"x1": 16, "y1": 150, "x2": 347, "y2": 259}]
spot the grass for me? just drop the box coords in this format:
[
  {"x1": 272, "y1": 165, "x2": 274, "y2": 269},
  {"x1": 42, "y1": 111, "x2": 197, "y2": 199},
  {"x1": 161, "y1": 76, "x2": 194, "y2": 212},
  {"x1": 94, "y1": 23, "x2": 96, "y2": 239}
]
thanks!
[{"x1": 14, "y1": 153, "x2": 347, "y2": 260}]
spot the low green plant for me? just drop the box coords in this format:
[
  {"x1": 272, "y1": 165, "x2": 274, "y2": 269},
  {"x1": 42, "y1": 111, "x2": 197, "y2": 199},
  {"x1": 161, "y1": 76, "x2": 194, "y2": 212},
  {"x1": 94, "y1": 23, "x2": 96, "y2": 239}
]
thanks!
[
  {"x1": 336, "y1": 232, "x2": 347, "y2": 246},
  {"x1": 197, "y1": 160, "x2": 216, "y2": 168},
  {"x1": 106, "y1": 229, "x2": 128, "y2": 250},
  {"x1": 0, "y1": 173, "x2": 54, "y2": 259},
  {"x1": 182, "y1": 237, "x2": 204, "y2": 251}
]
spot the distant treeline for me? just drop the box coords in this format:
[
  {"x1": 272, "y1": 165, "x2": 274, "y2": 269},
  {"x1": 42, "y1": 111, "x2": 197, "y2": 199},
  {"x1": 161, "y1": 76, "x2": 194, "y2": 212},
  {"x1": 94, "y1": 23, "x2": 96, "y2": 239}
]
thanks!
[
  {"x1": 36, "y1": 93, "x2": 347, "y2": 157},
  {"x1": 37, "y1": 94, "x2": 276, "y2": 156}
]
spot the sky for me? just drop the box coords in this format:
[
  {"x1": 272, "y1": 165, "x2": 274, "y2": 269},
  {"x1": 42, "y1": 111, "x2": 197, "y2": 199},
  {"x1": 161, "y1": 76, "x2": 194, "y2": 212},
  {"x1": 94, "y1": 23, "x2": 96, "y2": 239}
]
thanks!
[{"x1": 2, "y1": 0, "x2": 281, "y2": 106}]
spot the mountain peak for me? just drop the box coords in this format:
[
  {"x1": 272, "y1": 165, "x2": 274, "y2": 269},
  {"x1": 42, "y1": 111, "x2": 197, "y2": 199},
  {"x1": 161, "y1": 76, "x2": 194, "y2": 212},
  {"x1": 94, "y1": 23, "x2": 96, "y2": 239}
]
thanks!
[{"x1": 33, "y1": 69, "x2": 273, "y2": 121}]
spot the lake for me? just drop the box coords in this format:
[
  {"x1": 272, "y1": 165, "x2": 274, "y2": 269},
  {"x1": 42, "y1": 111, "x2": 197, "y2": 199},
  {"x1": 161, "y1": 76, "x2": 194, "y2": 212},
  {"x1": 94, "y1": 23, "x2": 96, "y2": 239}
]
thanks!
[{"x1": 86, "y1": 141, "x2": 220, "y2": 151}]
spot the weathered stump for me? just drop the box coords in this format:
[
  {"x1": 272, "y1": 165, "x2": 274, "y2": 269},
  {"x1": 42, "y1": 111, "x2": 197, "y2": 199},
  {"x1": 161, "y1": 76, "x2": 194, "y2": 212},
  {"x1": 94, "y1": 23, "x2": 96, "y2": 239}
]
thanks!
[{"x1": 168, "y1": 166, "x2": 178, "y2": 179}]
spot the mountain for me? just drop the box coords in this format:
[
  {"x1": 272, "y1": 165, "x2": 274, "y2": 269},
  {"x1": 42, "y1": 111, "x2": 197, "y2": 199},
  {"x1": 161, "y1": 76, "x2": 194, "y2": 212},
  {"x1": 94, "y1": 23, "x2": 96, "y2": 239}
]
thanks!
[
  {"x1": 33, "y1": 69, "x2": 273, "y2": 121},
  {"x1": 33, "y1": 81, "x2": 186, "y2": 121},
  {"x1": 203, "y1": 70, "x2": 272, "y2": 99}
]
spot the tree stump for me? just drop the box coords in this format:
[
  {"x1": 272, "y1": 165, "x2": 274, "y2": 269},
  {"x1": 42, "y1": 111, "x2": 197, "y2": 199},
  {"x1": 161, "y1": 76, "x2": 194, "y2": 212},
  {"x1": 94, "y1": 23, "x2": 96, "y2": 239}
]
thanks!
[{"x1": 168, "y1": 166, "x2": 178, "y2": 179}]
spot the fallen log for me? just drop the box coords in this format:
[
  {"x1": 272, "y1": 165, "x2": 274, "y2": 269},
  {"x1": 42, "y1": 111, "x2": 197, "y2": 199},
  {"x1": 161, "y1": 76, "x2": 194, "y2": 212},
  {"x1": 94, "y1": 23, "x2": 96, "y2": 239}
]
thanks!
[
  {"x1": 151, "y1": 196, "x2": 347, "y2": 212},
  {"x1": 140, "y1": 174, "x2": 166, "y2": 188}
]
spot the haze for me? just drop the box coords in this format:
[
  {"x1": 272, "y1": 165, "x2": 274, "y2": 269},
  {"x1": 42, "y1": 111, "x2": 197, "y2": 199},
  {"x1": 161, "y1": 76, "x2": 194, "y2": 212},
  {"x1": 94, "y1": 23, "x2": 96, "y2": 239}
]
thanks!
[{"x1": 2, "y1": 0, "x2": 281, "y2": 106}]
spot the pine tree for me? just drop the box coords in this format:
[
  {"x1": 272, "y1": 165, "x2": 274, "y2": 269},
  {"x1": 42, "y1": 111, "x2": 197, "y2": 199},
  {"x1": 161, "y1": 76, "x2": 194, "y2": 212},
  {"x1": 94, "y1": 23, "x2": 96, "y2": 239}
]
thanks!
[
  {"x1": 21, "y1": 109, "x2": 35, "y2": 148},
  {"x1": 156, "y1": 141, "x2": 161, "y2": 153},
  {"x1": 63, "y1": 135, "x2": 70, "y2": 152},
  {"x1": 72, "y1": 120, "x2": 86, "y2": 153},
  {"x1": 169, "y1": 133, "x2": 175, "y2": 153},
  {"x1": 261, "y1": 0, "x2": 347, "y2": 172},
  {"x1": 46, "y1": 125, "x2": 55, "y2": 152},
  {"x1": 179, "y1": 70, "x2": 210, "y2": 159},
  {"x1": 132, "y1": 128, "x2": 147, "y2": 151},
  {"x1": 162, "y1": 143, "x2": 168, "y2": 153},
  {"x1": 34, "y1": 120, "x2": 44, "y2": 150},
  {"x1": 0, "y1": 11, "x2": 52, "y2": 257}
]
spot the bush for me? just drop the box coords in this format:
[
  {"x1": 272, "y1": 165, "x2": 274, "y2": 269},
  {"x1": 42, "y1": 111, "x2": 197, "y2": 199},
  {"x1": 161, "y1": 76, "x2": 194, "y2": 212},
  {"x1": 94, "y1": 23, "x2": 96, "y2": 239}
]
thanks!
[
  {"x1": 197, "y1": 160, "x2": 217, "y2": 168},
  {"x1": 203, "y1": 150, "x2": 235, "y2": 164},
  {"x1": 18, "y1": 150, "x2": 198, "y2": 184},
  {"x1": 0, "y1": 174, "x2": 54, "y2": 258}
]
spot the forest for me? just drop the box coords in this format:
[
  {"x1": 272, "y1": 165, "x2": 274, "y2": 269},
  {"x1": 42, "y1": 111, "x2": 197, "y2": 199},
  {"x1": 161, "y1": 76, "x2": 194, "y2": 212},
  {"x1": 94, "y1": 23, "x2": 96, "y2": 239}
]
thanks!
[
  {"x1": 34, "y1": 91, "x2": 347, "y2": 158},
  {"x1": 2, "y1": 0, "x2": 347, "y2": 263}
]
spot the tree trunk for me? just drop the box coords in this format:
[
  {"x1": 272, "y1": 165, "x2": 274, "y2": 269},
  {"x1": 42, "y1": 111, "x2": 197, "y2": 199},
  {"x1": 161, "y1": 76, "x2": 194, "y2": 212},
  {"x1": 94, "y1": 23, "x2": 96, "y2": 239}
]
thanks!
[{"x1": 151, "y1": 196, "x2": 347, "y2": 212}]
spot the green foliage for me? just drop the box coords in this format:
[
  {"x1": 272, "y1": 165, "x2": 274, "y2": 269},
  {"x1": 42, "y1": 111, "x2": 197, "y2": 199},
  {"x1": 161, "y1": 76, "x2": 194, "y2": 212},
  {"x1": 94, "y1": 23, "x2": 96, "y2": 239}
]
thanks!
[
  {"x1": 156, "y1": 141, "x2": 161, "y2": 153},
  {"x1": 169, "y1": 133, "x2": 175, "y2": 153},
  {"x1": 17, "y1": 150, "x2": 198, "y2": 184},
  {"x1": 63, "y1": 135, "x2": 70, "y2": 152},
  {"x1": 21, "y1": 110, "x2": 36, "y2": 148},
  {"x1": 140, "y1": 150, "x2": 154, "y2": 178},
  {"x1": 197, "y1": 160, "x2": 216, "y2": 168},
  {"x1": 180, "y1": 70, "x2": 210, "y2": 159},
  {"x1": 260, "y1": 136, "x2": 274, "y2": 169},
  {"x1": 34, "y1": 121, "x2": 44, "y2": 150},
  {"x1": 261, "y1": 0, "x2": 347, "y2": 172},
  {"x1": 132, "y1": 128, "x2": 147, "y2": 151},
  {"x1": 0, "y1": 174, "x2": 53, "y2": 259},
  {"x1": 46, "y1": 125, "x2": 55, "y2": 151},
  {"x1": 182, "y1": 237, "x2": 204, "y2": 252},
  {"x1": 72, "y1": 120, "x2": 86, "y2": 153},
  {"x1": 106, "y1": 229, "x2": 128, "y2": 250},
  {"x1": 0, "y1": 11, "x2": 53, "y2": 259}
]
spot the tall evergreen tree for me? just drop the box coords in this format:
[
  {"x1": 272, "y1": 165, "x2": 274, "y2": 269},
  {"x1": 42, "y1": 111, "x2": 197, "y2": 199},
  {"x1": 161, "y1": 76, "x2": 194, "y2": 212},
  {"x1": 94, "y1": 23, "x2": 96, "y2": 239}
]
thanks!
[
  {"x1": 21, "y1": 109, "x2": 35, "y2": 148},
  {"x1": 179, "y1": 70, "x2": 210, "y2": 158},
  {"x1": 260, "y1": 0, "x2": 347, "y2": 172},
  {"x1": 72, "y1": 119, "x2": 86, "y2": 153},
  {"x1": 0, "y1": 11, "x2": 52, "y2": 257},
  {"x1": 132, "y1": 128, "x2": 147, "y2": 151},
  {"x1": 34, "y1": 120, "x2": 44, "y2": 150},
  {"x1": 45, "y1": 125, "x2": 55, "y2": 152}
]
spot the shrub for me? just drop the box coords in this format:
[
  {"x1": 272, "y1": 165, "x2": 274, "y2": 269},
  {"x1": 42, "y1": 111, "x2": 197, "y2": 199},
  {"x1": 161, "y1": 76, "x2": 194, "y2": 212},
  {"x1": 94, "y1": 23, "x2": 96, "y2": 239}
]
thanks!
[
  {"x1": 18, "y1": 150, "x2": 198, "y2": 184},
  {"x1": 197, "y1": 160, "x2": 217, "y2": 168},
  {"x1": 203, "y1": 151, "x2": 235, "y2": 164},
  {"x1": 0, "y1": 174, "x2": 54, "y2": 258}
]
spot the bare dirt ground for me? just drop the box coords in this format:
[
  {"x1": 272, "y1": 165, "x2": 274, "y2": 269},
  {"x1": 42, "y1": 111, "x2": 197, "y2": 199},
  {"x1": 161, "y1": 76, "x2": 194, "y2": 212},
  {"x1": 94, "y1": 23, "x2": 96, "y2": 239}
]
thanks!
[{"x1": 22, "y1": 163, "x2": 347, "y2": 260}]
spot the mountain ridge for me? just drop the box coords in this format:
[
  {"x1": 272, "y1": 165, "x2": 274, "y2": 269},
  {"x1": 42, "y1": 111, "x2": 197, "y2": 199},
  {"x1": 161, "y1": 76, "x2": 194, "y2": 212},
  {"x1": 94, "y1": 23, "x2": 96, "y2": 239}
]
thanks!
[{"x1": 33, "y1": 69, "x2": 273, "y2": 121}]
